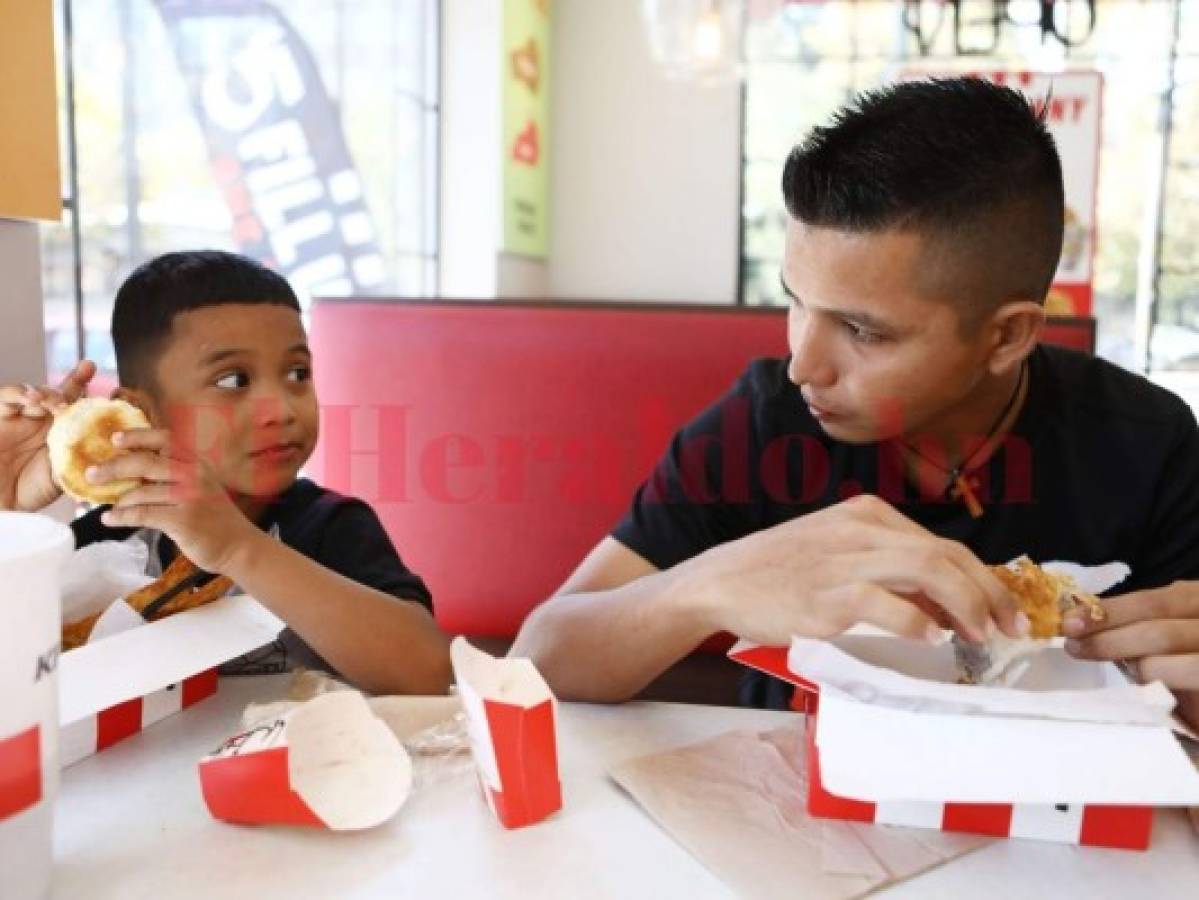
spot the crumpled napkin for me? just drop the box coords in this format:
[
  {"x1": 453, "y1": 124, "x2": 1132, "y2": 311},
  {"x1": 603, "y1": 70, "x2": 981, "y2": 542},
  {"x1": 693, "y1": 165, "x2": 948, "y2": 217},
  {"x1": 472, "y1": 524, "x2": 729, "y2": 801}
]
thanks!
[
  {"x1": 60, "y1": 537, "x2": 155, "y2": 625},
  {"x1": 241, "y1": 669, "x2": 469, "y2": 756},
  {"x1": 611, "y1": 725, "x2": 990, "y2": 900}
]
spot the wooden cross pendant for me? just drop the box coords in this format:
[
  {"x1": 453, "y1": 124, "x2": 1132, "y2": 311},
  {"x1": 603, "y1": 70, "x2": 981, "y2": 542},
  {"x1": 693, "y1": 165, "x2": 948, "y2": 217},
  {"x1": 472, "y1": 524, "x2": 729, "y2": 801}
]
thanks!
[{"x1": 948, "y1": 471, "x2": 984, "y2": 519}]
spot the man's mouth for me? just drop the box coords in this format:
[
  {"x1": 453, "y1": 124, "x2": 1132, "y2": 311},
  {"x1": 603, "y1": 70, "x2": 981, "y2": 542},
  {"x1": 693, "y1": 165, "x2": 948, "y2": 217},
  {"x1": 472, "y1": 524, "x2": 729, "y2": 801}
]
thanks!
[{"x1": 803, "y1": 394, "x2": 846, "y2": 422}]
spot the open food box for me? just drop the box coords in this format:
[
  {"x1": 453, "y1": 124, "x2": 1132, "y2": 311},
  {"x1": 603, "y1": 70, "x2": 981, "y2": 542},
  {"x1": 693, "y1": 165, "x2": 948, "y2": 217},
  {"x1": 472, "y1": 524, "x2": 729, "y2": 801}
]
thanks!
[
  {"x1": 59, "y1": 593, "x2": 284, "y2": 767},
  {"x1": 730, "y1": 631, "x2": 1199, "y2": 851}
]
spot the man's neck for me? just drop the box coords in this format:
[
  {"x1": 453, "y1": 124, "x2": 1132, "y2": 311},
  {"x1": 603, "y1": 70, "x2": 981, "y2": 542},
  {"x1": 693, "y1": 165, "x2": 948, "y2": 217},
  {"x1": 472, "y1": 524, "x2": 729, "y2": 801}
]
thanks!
[{"x1": 899, "y1": 362, "x2": 1029, "y2": 499}]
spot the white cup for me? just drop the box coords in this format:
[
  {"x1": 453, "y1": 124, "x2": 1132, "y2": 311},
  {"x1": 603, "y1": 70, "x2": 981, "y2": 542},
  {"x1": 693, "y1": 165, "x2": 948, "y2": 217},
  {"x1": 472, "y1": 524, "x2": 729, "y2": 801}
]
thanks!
[{"x1": 0, "y1": 512, "x2": 73, "y2": 900}]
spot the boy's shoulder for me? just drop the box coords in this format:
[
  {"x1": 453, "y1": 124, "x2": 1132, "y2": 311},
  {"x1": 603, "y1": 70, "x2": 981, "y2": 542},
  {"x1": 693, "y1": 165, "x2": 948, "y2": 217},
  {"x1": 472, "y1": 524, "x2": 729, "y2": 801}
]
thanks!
[{"x1": 265, "y1": 477, "x2": 379, "y2": 554}]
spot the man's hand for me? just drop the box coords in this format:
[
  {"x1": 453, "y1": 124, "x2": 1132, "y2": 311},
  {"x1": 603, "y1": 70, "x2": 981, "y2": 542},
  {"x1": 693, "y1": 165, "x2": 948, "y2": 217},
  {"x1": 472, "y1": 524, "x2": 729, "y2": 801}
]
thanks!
[
  {"x1": 0, "y1": 360, "x2": 96, "y2": 511},
  {"x1": 691, "y1": 494, "x2": 1024, "y2": 647},
  {"x1": 89, "y1": 427, "x2": 259, "y2": 574},
  {"x1": 1064, "y1": 581, "x2": 1199, "y2": 729}
]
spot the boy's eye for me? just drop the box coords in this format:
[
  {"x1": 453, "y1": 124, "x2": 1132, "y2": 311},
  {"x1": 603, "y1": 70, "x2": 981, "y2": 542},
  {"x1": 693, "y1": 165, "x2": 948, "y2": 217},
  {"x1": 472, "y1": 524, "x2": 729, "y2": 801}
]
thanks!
[
  {"x1": 214, "y1": 371, "x2": 250, "y2": 390},
  {"x1": 287, "y1": 365, "x2": 312, "y2": 383}
]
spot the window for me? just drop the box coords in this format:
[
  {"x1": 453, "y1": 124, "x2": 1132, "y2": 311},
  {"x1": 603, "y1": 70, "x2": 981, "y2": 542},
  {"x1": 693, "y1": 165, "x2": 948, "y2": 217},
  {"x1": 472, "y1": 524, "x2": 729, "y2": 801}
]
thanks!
[
  {"x1": 742, "y1": 0, "x2": 1199, "y2": 378},
  {"x1": 43, "y1": 0, "x2": 439, "y2": 387}
]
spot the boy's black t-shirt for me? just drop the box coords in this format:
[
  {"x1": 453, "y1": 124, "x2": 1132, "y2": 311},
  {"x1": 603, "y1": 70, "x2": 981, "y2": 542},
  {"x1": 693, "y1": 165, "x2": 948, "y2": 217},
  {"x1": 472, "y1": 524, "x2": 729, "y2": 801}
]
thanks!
[
  {"x1": 612, "y1": 346, "x2": 1199, "y2": 708},
  {"x1": 70, "y1": 477, "x2": 432, "y2": 676}
]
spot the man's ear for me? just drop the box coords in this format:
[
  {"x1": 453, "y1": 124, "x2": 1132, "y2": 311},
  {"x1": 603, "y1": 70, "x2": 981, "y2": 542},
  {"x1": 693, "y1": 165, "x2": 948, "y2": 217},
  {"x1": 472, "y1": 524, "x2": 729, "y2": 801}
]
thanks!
[
  {"x1": 985, "y1": 300, "x2": 1045, "y2": 376},
  {"x1": 112, "y1": 386, "x2": 160, "y2": 424}
]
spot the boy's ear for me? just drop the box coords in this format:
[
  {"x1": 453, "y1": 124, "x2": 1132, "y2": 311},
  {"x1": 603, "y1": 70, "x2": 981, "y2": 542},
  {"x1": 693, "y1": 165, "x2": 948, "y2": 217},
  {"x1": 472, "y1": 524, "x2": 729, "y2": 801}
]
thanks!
[{"x1": 112, "y1": 386, "x2": 160, "y2": 423}]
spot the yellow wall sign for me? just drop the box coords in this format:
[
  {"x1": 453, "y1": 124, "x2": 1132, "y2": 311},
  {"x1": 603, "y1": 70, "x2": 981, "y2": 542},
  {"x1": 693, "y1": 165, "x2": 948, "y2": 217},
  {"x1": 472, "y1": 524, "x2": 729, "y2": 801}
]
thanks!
[
  {"x1": 502, "y1": 0, "x2": 550, "y2": 258},
  {"x1": 0, "y1": 0, "x2": 62, "y2": 222}
]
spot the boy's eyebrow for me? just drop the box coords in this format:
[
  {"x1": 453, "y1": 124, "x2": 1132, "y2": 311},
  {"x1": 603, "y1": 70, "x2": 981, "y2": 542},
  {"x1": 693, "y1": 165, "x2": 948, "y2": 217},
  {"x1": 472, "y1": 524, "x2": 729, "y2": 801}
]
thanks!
[
  {"x1": 200, "y1": 348, "x2": 248, "y2": 366},
  {"x1": 778, "y1": 273, "x2": 896, "y2": 334},
  {"x1": 200, "y1": 344, "x2": 311, "y2": 366}
]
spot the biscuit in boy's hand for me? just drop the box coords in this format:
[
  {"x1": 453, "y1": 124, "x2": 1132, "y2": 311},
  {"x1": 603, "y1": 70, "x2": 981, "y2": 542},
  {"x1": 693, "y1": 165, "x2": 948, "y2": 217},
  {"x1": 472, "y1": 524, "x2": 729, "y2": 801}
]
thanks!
[{"x1": 47, "y1": 397, "x2": 151, "y2": 504}]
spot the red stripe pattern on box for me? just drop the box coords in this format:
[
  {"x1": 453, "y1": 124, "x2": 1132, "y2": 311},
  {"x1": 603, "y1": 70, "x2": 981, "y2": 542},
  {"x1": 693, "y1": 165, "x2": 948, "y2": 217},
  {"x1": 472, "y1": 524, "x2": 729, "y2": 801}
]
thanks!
[{"x1": 0, "y1": 726, "x2": 42, "y2": 821}]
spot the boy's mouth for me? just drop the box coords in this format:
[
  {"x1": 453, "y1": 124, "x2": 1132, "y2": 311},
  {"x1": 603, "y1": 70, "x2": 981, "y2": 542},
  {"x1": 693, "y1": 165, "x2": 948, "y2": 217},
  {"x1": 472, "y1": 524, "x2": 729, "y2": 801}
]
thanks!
[{"x1": 249, "y1": 441, "x2": 304, "y2": 464}]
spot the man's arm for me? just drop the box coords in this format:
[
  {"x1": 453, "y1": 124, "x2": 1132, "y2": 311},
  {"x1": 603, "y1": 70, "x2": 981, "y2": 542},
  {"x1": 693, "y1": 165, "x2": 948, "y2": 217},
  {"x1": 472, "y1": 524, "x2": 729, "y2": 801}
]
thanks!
[
  {"x1": 513, "y1": 495, "x2": 1021, "y2": 703},
  {"x1": 1065, "y1": 583, "x2": 1199, "y2": 731},
  {"x1": 510, "y1": 537, "x2": 715, "y2": 703}
]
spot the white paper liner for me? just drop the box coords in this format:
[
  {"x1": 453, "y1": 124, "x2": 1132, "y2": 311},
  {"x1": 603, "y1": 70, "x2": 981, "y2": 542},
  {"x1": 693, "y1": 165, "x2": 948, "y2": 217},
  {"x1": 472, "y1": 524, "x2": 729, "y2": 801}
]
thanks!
[{"x1": 284, "y1": 692, "x2": 413, "y2": 830}]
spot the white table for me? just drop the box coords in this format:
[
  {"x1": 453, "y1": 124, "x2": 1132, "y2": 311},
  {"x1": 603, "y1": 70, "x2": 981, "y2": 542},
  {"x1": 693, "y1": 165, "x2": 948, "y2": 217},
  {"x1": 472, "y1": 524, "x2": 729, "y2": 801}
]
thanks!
[{"x1": 53, "y1": 676, "x2": 1199, "y2": 899}]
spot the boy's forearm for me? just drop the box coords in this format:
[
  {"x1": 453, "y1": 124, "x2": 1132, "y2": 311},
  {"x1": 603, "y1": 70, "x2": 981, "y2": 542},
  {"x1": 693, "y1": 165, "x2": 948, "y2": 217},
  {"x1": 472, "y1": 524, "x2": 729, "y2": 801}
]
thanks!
[
  {"x1": 223, "y1": 531, "x2": 452, "y2": 695},
  {"x1": 510, "y1": 558, "x2": 720, "y2": 703}
]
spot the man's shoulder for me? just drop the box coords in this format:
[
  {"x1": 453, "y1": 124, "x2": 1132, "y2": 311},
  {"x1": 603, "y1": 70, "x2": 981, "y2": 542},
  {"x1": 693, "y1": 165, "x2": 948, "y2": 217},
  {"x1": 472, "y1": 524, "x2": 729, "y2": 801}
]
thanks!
[{"x1": 1038, "y1": 345, "x2": 1195, "y2": 430}]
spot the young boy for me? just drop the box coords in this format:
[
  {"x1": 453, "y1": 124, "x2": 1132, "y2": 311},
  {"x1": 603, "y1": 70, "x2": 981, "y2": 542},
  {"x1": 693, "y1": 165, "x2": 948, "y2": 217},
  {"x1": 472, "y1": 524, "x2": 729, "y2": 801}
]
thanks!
[{"x1": 0, "y1": 250, "x2": 451, "y2": 695}]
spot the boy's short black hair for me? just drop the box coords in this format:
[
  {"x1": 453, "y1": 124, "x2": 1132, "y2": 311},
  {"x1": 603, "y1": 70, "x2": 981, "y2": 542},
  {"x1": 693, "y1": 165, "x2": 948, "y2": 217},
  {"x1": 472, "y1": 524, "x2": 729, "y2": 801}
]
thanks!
[
  {"x1": 111, "y1": 250, "x2": 300, "y2": 391},
  {"x1": 782, "y1": 76, "x2": 1064, "y2": 327}
]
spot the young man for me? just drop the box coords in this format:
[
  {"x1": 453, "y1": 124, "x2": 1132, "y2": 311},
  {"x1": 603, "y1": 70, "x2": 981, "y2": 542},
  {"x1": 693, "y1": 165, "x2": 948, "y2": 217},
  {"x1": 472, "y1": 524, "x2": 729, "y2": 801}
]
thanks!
[
  {"x1": 512, "y1": 78, "x2": 1199, "y2": 726},
  {"x1": 0, "y1": 251, "x2": 451, "y2": 695}
]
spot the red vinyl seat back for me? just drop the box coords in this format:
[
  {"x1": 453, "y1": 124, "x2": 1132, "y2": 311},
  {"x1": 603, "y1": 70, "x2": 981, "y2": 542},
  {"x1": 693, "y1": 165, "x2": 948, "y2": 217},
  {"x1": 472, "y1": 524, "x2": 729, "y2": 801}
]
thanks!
[
  {"x1": 309, "y1": 300, "x2": 788, "y2": 637},
  {"x1": 309, "y1": 302, "x2": 1095, "y2": 638}
]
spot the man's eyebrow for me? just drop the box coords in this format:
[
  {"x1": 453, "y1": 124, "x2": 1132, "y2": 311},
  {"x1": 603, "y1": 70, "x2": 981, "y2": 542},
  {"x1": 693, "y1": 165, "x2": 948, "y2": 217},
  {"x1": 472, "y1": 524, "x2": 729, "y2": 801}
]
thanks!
[
  {"x1": 778, "y1": 273, "x2": 896, "y2": 333},
  {"x1": 288, "y1": 343, "x2": 312, "y2": 357}
]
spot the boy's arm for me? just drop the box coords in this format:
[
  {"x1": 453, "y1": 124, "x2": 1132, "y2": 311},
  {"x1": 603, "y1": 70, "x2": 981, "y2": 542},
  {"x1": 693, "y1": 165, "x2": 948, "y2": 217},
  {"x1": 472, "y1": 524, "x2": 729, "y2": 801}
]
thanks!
[
  {"x1": 222, "y1": 530, "x2": 451, "y2": 696},
  {"x1": 92, "y1": 427, "x2": 451, "y2": 696},
  {"x1": 0, "y1": 361, "x2": 94, "y2": 511}
]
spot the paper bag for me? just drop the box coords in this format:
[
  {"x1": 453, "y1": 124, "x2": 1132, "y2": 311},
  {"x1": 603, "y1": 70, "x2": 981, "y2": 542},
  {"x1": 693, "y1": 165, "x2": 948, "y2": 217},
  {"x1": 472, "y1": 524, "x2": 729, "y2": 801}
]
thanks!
[{"x1": 450, "y1": 637, "x2": 561, "y2": 829}]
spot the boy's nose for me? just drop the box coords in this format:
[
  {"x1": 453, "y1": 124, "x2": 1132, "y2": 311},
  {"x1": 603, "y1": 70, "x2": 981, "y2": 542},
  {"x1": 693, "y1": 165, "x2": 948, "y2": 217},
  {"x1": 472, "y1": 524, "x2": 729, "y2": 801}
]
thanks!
[{"x1": 253, "y1": 393, "x2": 298, "y2": 427}]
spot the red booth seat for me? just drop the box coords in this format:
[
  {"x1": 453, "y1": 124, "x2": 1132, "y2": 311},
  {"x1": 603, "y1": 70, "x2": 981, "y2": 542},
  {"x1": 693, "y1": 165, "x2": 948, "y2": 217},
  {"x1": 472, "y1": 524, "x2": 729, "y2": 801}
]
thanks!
[{"x1": 309, "y1": 301, "x2": 1095, "y2": 639}]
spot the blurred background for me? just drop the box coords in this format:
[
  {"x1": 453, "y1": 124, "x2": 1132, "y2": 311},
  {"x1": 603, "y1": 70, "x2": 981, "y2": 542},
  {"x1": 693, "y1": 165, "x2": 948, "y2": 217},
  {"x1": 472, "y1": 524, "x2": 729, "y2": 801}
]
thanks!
[{"x1": 27, "y1": 0, "x2": 1199, "y2": 404}]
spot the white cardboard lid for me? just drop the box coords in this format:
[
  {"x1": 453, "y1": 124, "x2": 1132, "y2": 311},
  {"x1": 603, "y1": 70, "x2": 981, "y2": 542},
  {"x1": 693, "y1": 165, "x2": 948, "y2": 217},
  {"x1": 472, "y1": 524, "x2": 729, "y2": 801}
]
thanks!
[{"x1": 59, "y1": 593, "x2": 284, "y2": 726}]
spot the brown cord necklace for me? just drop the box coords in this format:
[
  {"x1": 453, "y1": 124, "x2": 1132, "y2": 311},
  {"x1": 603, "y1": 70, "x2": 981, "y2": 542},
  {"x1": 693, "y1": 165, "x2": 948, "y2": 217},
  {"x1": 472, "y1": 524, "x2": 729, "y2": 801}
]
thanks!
[{"x1": 901, "y1": 362, "x2": 1027, "y2": 518}]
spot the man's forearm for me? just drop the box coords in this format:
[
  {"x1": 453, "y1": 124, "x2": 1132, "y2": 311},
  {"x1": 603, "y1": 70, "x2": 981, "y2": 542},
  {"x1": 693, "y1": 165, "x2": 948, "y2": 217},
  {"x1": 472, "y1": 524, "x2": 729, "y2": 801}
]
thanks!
[
  {"x1": 225, "y1": 531, "x2": 452, "y2": 696},
  {"x1": 511, "y1": 560, "x2": 719, "y2": 703}
]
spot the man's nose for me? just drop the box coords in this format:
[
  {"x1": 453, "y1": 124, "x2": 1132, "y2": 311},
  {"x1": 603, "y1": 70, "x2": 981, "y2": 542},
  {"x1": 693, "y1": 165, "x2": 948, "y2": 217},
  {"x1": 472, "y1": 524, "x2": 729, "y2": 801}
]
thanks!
[{"x1": 788, "y1": 317, "x2": 836, "y2": 388}]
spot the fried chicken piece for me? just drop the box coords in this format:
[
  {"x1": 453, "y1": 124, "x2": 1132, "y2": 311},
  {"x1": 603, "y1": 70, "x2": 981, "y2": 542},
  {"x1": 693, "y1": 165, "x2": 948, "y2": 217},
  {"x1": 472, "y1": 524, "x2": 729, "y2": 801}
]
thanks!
[
  {"x1": 990, "y1": 556, "x2": 1106, "y2": 639},
  {"x1": 61, "y1": 552, "x2": 232, "y2": 650}
]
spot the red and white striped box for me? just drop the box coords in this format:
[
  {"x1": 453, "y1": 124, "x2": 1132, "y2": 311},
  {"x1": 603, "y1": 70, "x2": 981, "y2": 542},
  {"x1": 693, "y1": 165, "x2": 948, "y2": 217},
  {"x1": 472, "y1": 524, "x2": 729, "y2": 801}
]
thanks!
[
  {"x1": 199, "y1": 691, "x2": 412, "y2": 830},
  {"x1": 59, "y1": 669, "x2": 218, "y2": 767},
  {"x1": 730, "y1": 639, "x2": 1199, "y2": 851},
  {"x1": 451, "y1": 637, "x2": 562, "y2": 829},
  {"x1": 58, "y1": 594, "x2": 284, "y2": 767}
]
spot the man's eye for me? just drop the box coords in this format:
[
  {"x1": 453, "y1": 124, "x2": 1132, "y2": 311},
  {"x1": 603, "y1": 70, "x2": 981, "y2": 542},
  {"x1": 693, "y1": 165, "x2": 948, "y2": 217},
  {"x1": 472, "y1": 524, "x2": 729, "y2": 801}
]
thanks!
[
  {"x1": 214, "y1": 371, "x2": 250, "y2": 390},
  {"x1": 845, "y1": 321, "x2": 883, "y2": 344},
  {"x1": 287, "y1": 366, "x2": 312, "y2": 383}
]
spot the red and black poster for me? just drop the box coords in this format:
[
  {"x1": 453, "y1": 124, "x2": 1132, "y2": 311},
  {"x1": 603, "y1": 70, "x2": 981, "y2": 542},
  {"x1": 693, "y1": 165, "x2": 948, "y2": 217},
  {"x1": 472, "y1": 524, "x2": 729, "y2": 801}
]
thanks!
[{"x1": 156, "y1": 0, "x2": 386, "y2": 297}]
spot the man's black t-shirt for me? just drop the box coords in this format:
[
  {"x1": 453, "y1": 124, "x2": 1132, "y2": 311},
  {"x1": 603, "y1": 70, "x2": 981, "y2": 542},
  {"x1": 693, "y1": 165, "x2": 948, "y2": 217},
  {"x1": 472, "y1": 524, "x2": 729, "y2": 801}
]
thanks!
[
  {"x1": 71, "y1": 477, "x2": 432, "y2": 676},
  {"x1": 612, "y1": 346, "x2": 1199, "y2": 707}
]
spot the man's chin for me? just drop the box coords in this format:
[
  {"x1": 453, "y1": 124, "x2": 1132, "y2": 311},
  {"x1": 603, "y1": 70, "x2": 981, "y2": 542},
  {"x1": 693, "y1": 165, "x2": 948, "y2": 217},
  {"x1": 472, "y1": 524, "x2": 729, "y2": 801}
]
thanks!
[{"x1": 815, "y1": 418, "x2": 878, "y2": 444}]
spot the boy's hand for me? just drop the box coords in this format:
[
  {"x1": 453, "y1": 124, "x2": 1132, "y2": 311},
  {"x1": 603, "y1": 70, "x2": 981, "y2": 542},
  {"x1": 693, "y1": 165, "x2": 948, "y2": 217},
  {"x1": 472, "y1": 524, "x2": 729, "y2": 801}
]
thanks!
[
  {"x1": 0, "y1": 361, "x2": 96, "y2": 511},
  {"x1": 93, "y1": 427, "x2": 260, "y2": 574}
]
